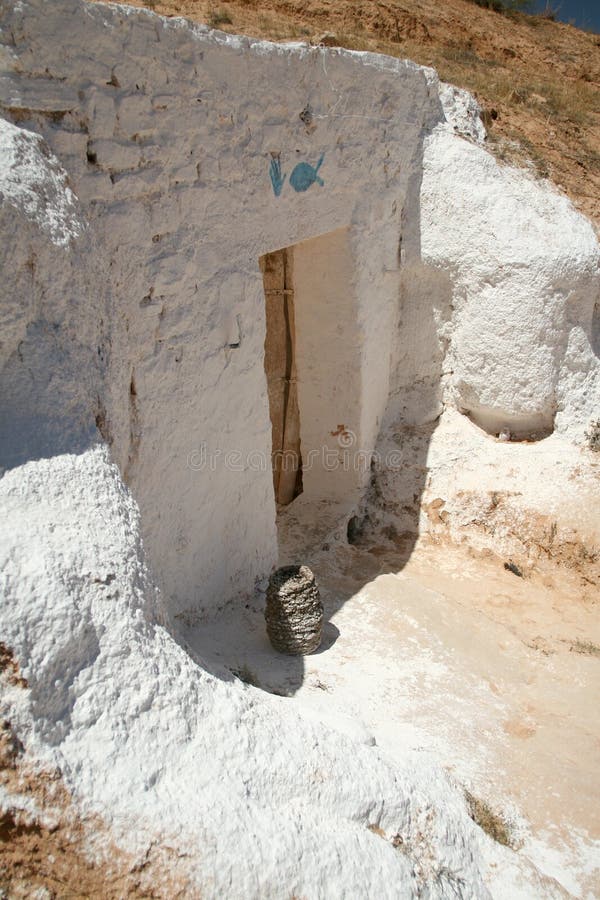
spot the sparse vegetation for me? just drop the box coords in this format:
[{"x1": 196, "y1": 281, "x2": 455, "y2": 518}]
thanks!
[
  {"x1": 468, "y1": 0, "x2": 532, "y2": 14},
  {"x1": 585, "y1": 420, "x2": 600, "y2": 452},
  {"x1": 286, "y1": 23, "x2": 311, "y2": 38},
  {"x1": 464, "y1": 790, "x2": 515, "y2": 847},
  {"x1": 323, "y1": 32, "x2": 373, "y2": 52},
  {"x1": 208, "y1": 6, "x2": 233, "y2": 27},
  {"x1": 231, "y1": 663, "x2": 261, "y2": 687},
  {"x1": 569, "y1": 639, "x2": 600, "y2": 658},
  {"x1": 525, "y1": 635, "x2": 554, "y2": 655},
  {"x1": 536, "y1": 2, "x2": 560, "y2": 21}
]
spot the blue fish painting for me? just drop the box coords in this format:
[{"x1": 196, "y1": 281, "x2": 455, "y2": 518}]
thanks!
[{"x1": 289, "y1": 153, "x2": 325, "y2": 193}]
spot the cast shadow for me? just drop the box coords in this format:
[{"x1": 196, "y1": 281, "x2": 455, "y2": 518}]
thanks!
[
  {"x1": 186, "y1": 121, "x2": 450, "y2": 699},
  {"x1": 0, "y1": 322, "x2": 101, "y2": 473}
]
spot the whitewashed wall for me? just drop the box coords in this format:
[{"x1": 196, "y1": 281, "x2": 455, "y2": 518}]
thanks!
[
  {"x1": 0, "y1": 0, "x2": 443, "y2": 620},
  {"x1": 1, "y1": 0, "x2": 598, "y2": 623},
  {"x1": 384, "y1": 125, "x2": 599, "y2": 439},
  {"x1": 292, "y1": 228, "x2": 366, "y2": 501}
]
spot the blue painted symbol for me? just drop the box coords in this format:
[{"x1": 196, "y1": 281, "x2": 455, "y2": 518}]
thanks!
[
  {"x1": 269, "y1": 157, "x2": 286, "y2": 197},
  {"x1": 289, "y1": 153, "x2": 325, "y2": 193}
]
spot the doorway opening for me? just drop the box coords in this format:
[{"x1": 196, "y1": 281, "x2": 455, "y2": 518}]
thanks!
[
  {"x1": 260, "y1": 247, "x2": 303, "y2": 507},
  {"x1": 260, "y1": 227, "x2": 362, "y2": 525}
]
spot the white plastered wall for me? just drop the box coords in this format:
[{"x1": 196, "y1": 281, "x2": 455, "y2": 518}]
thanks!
[
  {"x1": 417, "y1": 128, "x2": 600, "y2": 440},
  {"x1": 0, "y1": 0, "x2": 439, "y2": 620},
  {"x1": 292, "y1": 228, "x2": 364, "y2": 502},
  {"x1": 1, "y1": 0, "x2": 597, "y2": 624}
]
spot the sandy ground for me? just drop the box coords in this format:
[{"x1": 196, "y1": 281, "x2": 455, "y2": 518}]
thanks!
[{"x1": 186, "y1": 521, "x2": 600, "y2": 897}]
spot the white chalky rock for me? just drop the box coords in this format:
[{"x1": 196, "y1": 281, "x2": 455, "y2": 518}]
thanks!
[
  {"x1": 418, "y1": 127, "x2": 600, "y2": 439},
  {"x1": 0, "y1": 446, "x2": 569, "y2": 898},
  {"x1": 0, "y1": 0, "x2": 598, "y2": 895},
  {"x1": 437, "y1": 81, "x2": 487, "y2": 143}
]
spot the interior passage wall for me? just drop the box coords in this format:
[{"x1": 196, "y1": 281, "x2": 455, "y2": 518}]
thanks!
[{"x1": 292, "y1": 228, "x2": 366, "y2": 502}]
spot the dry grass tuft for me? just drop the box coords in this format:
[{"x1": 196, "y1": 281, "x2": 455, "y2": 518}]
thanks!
[
  {"x1": 585, "y1": 420, "x2": 600, "y2": 452},
  {"x1": 464, "y1": 790, "x2": 514, "y2": 847},
  {"x1": 569, "y1": 639, "x2": 600, "y2": 657},
  {"x1": 208, "y1": 5, "x2": 233, "y2": 26}
]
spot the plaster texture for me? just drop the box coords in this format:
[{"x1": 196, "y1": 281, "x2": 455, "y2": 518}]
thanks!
[
  {"x1": 1, "y1": 0, "x2": 598, "y2": 620},
  {"x1": 0, "y1": 445, "x2": 572, "y2": 899},
  {"x1": 0, "y1": 1, "x2": 599, "y2": 894},
  {"x1": 0, "y1": 0, "x2": 441, "y2": 620},
  {"x1": 419, "y1": 128, "x2": 599, "y2": 439}
]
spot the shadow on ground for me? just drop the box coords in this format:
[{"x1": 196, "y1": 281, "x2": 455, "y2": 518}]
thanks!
[{"x1": 184, "y1": 425, "x2": 436, "y2": 698}]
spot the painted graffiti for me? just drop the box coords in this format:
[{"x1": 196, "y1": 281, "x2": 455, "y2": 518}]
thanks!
[
  {"x1": 289, "y1": 153, "x2": 324, "y2": 193},
  {"x1": 269, "y1": 153, "x2": 325, "y2": 197},
  {"x1": 269, "y1": 157, "x2": 286, "y2": 197}
]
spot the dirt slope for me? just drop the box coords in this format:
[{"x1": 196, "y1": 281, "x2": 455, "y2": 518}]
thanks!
[
  {"x1": 91, "y1": 0, "x2": 600, "y2": 228},
  {"x1": 0, "y1": 645, "x2": 189, "y2": 899}
]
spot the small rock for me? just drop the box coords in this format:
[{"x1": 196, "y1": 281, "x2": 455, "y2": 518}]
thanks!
[{"x1": 314, "y1": 32, "x2": 339, "y2": 47}]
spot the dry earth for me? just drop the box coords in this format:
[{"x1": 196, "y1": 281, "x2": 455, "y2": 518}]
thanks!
[
  {"x1": 0, "y1": 649, "x2": 188, "y2": 899},
  {"x1": 90, "y1": 0, "x2": 600, "y2": 229}
]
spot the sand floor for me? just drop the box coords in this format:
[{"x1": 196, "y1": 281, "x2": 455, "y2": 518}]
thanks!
[{"x1": 186, "y1": 514, "x2": 600, "y2": 897}]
